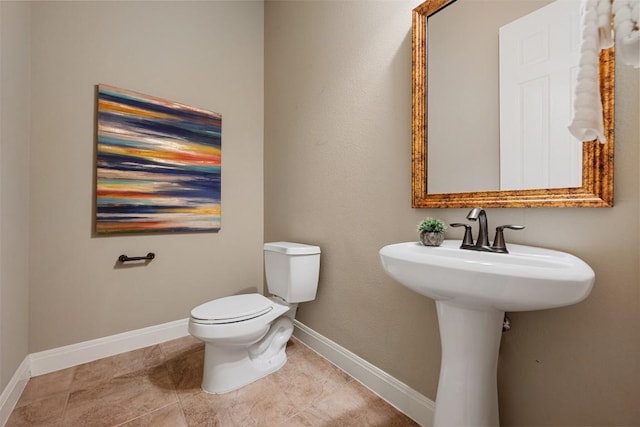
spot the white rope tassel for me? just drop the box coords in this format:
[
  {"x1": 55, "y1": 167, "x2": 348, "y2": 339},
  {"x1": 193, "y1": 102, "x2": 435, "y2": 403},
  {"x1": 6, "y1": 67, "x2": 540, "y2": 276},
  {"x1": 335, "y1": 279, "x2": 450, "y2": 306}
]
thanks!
[
  {"x1": 613, "y1": 0, "x2": 640, "y2": 67},
  {"x1": 569, "y1": 0, "x2": 607, "y2": 143}
]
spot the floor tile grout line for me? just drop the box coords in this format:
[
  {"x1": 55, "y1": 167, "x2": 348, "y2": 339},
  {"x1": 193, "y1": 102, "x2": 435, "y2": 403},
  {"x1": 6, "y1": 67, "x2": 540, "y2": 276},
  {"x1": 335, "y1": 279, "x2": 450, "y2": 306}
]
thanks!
[
  {"x1": 60, "y1": 355, "x2": 180, "y2": 427},
  {"x1": 164, "y1": 358, "x2": 186, "y2": 426},
  {"x1": 112, "y1": 400, "x2": 180, "y2": 427},
  {"x1": 161, "y1": 339, "x2": 204, "y2": 426},
  {"x1": 162, "y1": 343, "x2": 194, "y2": 421},
  {"x1": 59, "y1": 390, "x2": 71, "y2": 427}
]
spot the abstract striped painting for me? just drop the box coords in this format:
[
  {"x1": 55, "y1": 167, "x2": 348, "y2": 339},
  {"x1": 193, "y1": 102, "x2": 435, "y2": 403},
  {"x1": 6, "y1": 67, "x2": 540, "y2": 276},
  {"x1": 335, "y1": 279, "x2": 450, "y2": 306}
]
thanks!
[{"x1": 96, "y1": 84, "x2": 221, "y2": 234}]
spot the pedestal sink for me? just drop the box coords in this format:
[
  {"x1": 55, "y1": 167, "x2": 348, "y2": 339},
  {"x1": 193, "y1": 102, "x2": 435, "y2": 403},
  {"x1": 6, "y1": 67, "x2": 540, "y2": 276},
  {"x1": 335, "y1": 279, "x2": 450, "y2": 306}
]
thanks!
[{"x1": 379, "y1": 240, "x2": 594, "y2": 427}]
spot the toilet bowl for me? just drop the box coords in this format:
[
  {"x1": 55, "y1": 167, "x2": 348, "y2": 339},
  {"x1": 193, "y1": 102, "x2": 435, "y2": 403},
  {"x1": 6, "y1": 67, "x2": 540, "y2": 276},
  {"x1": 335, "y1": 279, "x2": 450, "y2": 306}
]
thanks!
[{"x1": 188, "y1": 242, "x2": 320, "y2": 394}]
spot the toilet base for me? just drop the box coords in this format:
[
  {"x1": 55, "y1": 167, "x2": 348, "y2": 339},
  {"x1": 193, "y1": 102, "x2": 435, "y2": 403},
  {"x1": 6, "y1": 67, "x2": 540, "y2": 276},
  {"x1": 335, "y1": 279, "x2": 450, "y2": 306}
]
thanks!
[{"x1": 201, "y1": 316, "x2": 294, "y2": 394}]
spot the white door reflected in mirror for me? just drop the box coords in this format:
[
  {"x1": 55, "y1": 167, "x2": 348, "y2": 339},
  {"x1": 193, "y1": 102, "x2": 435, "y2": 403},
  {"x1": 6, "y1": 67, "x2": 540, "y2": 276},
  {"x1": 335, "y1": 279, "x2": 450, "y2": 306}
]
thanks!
[{"x1": 499, "y1": 0, "x2": 583, "y2": 190}]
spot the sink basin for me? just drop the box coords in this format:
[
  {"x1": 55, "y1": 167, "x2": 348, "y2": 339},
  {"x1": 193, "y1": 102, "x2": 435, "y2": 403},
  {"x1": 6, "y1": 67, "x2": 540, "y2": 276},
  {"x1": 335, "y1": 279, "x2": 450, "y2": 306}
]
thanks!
[
  {"x1": 379, "y1": 240, "x2": 594, "y2": 311},
  {"x1": 379, "y1": 240, "x2": 594, "y2": 427}
]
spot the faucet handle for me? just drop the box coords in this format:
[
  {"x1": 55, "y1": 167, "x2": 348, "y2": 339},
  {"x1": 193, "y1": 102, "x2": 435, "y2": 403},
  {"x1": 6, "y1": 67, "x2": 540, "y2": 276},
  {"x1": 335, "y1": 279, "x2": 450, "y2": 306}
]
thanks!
[
  {"x1": 492, "y1": 225, "x2": 525, "y2": 252},
  {"x1": 450, "y1": 223, "x2": 474, "y2": 246}
]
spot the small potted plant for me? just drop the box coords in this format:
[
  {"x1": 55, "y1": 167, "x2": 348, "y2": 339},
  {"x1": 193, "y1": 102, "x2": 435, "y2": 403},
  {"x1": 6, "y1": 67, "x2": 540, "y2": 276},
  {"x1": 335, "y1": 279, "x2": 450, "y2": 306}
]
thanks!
[{"x1": 417, "y1": 217, "x2": 447, "y2": 247}]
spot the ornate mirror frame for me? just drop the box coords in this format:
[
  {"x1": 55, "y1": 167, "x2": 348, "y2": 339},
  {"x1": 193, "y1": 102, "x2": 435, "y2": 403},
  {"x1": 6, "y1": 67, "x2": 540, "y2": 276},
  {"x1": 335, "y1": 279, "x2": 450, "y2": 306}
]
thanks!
[{"x1": 411, "y1": 0, "x2": 615, "y2": 208}]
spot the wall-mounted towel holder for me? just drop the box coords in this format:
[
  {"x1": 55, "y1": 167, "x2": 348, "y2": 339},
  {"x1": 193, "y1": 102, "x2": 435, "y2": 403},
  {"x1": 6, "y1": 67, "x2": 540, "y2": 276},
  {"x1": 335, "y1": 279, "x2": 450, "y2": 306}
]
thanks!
[{"x1": 118, "y1": 252, "x2": 155, "y2": 263}]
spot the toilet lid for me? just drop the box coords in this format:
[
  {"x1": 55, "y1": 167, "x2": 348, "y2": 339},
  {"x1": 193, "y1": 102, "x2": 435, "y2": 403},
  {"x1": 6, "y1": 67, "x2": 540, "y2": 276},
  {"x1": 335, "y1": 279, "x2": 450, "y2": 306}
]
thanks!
[{"x1": 190, "y1": 293, "x2": 273, "y2": 324}]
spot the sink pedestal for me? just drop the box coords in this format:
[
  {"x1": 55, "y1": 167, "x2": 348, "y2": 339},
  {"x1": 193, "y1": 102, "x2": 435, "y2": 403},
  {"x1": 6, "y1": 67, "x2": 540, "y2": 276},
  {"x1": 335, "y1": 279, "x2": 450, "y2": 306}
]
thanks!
[
  {"x1": 434, "y1": 301, "x2": 504, "y2": 427},
  {"x1": 380, "y1": 241, "x2": 595, "y2": 427}
]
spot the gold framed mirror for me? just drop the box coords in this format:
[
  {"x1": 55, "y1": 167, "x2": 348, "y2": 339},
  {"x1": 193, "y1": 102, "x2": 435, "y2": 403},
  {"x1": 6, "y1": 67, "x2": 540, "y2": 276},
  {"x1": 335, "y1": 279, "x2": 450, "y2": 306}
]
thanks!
[{"x1": 412, "y1": 0, "x2": 615, "y2": 208}]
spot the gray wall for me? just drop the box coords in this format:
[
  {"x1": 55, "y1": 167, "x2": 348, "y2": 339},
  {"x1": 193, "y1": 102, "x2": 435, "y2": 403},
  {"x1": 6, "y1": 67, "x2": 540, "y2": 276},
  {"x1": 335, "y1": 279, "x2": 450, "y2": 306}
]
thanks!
[
  {"x1": 0, "y1": 1, "x2": 31, "y2": 389},
  {"x1": 265, "y1": 1, "x2": 640, "y2": 425},
  {"x1": 19, "y1": 0, "x2": 264, "y2": 356},
  {"x1": 27, "y1": 1, "x2": 265, "y2": 352}
]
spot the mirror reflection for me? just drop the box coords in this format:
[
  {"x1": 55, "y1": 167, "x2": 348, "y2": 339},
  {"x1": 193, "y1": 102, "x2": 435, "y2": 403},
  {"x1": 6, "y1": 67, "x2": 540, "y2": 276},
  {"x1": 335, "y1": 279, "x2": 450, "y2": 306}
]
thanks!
[
  {"x1": 428, "y1": 0, "x2": 584, "y2": 193},
  {"x1": 412, "y1": 0, "x2": 614, "y2": 208}
]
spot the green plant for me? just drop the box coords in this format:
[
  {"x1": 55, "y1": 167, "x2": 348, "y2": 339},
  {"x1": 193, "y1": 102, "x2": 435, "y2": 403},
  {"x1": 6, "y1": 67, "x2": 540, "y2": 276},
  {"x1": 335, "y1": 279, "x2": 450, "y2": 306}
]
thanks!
[{"x1": 417, "y1": 217, "x2": 447, "y2": 233}]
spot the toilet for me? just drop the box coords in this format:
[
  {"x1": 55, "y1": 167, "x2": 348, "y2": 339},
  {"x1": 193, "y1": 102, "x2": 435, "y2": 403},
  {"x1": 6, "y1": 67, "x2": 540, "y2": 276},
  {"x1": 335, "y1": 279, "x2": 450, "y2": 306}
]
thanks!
[{"x1": 188, "y1": 241, "x2": 321, "y2": 394}]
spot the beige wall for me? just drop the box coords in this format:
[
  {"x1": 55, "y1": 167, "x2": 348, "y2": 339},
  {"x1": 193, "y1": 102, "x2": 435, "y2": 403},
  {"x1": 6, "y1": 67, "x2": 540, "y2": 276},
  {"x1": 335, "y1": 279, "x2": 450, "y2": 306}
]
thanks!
[
  {"x1": 0, "y1": 1, "x2": 31, "y2": 389},
  {"x1": 265, "y1": 1, "x2": 640, "y2": 425},
  {"x1": 1, "y1": 0, "x2": 638, "y2": 424},
  {"x1": 28, "y1": 1, "x2": 265, "y2": 351}
]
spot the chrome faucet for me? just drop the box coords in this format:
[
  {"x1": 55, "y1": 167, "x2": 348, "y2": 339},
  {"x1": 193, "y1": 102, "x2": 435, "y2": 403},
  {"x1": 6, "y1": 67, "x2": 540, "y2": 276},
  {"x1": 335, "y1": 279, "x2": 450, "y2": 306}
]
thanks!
[{"x1": 451, "y1": 208, "x2": 524, "y2": 254}]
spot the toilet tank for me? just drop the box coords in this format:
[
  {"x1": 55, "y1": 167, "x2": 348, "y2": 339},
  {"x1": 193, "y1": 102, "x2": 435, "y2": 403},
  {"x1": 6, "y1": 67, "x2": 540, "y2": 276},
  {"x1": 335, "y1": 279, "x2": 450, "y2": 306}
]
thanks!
[{"x1": 264, "y1": 242, "x2": 321, "y2": 303}]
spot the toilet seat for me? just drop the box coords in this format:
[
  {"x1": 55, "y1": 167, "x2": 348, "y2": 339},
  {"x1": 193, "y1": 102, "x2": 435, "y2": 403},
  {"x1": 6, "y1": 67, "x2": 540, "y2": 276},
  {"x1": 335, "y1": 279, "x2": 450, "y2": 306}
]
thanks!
[{"x1": 190, "y1": 293, "x2": 273, "y2": 325}]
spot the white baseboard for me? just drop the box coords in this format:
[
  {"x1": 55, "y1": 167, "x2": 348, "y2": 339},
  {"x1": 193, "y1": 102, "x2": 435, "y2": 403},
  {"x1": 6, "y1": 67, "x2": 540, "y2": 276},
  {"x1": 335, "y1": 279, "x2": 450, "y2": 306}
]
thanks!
[
  {"x1": 293, "y1": 320, "x2": 435, "y2": 427},
  {"x1": 0, "y1": 357, "x2": 31, "y2": 427},
  {"x1": 1, "y1": 317, "x2": 433, "y2": 427},
  {"x1": 29, "y1": 318, "x2": 189, "y2": 376},
  {"x1": 0, "y1": 319, "x2": 189, "y2": 426}
]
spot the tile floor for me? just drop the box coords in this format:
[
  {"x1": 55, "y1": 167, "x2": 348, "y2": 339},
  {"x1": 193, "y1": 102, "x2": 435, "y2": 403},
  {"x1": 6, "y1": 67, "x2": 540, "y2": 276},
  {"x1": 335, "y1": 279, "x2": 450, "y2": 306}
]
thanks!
[{"x1": 7, "y1": 336, "x2": 419, "y2": 426}]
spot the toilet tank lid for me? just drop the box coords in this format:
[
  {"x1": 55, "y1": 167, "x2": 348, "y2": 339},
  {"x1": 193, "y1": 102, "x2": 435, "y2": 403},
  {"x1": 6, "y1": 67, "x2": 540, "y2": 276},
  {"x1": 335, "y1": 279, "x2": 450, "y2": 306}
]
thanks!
[{"x1": 264, "y1": 242, "x2": 321, "y2": 255}]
